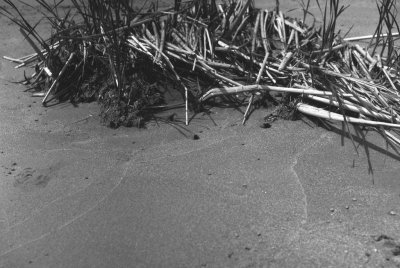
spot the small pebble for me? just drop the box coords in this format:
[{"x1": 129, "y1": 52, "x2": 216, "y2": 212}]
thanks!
[
  {"x1": 345, "y1": 205, "x2": 350, "y2": 209},
  {"x1": 12, "y1": 162, "x2": 17, "y2": 166},
  {"x1": 330, "y1": 208, "x2": 335, "y2": 213},
  {"x1": 352, "y1": 198, "x2": 357, "y2": 202},
  {"x1": 193, "y1": 134, "x2": 200, "y2": 140},
  {"x1": 389, "y1": 210, "x2": 397, "y2": 216}
]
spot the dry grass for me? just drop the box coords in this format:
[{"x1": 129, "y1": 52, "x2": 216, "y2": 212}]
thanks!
[{"x1": 2, "y1": 0, "x2": 400, "y2": 153}]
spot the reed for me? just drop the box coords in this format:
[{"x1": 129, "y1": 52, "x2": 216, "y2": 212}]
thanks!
[{"x1": 1, "y1": 0, "x2": 400, "y2": 151}]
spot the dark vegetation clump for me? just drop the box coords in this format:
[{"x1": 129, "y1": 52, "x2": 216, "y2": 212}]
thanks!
[{"x1": 3, "y1": 0, "x2": 400, "y2": 152}]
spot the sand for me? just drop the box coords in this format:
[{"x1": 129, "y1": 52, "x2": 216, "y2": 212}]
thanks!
[{"x1": 1, "y1": 1, "x2": 400, "y2": 267}]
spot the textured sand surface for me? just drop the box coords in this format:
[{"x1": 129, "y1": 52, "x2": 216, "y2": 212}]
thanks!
[{"x1": 1, "y1": 1, "x2": 400, "y2": 267}]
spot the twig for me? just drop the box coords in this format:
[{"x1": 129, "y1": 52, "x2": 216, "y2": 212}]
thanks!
[
  {"x1": 297, "y1": 103, "x2": 400, "y2": 128},
  {"x1": 42, "y1": 52, "x2": 75, "y2": 104},
  {"x1": 344, "y1": 32, "x2": 400, "y2": 42},
  {"x1": 201, "y1": 84, "x2": 353, "y2": 102}
]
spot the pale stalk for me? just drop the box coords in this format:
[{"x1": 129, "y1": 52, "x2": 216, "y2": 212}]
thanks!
[
  {"x1": 201, "y1": 84, "x2": 353, "y2": 102},
  {"x1": 42, "y1": 52, "x2": 75, "y2": 104},
  {"x1": 297, "y1": 103, "x2": 400, "y2": 129},
  {"x1": 305, "y1": 95, "x2": 400, "y2": 123}
]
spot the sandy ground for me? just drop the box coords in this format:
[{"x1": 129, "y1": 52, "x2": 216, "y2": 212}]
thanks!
[{"x1": 1, "y1": 1, "x2": 400, "y2": 267}]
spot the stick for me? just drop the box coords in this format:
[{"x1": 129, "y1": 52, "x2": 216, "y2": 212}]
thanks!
[
  {"x1": 278, "y1": 51, "x2": 293, "y2": 71},
  {"x1": 297, "y1": 103, "x2": 400, "y2": 129},
  {"x1": 305, "y1": 95, "x2": 399, "y2": 123},
  {"x1": 344, "y1": 32, "x2": 400, "y2": 42},
  {"x1": 157, "y1": 20, "x2": 166, "y2": 62},
  {"x1": 42, "y1": 52, "x2": 75, "y2": 105},
  {"x1": 152, "y1": 21, "x2": 160, "y2": 61},
  {"x1": 384, "y1": 131, "x2": 400, "y2": 147},
  {"x1": 353, "y1": 44, "x2": 376, "y2": 65},
  {"x1": 284, "y1": 19, "x2": 306, "y2": 34},
  {"x1": 201, "y1": 84, "x2": 353, "y2": 102},
  {"x1": 3, "y1": 56, "x2": 24, "y2": 63}
]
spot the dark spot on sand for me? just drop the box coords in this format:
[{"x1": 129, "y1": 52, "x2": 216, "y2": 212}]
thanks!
[
  {"x1": 193, "y1": 134, "x2": 200, "y2": 140},
  {"x1": 373, "y1": 234, "x2": 394, "y2": 242},
  {"x1": 167, "y1": 113, "x2": 176, "y2": 121},
  {"x1": 392, "y1": 246, "x2": 400, "y2": 256},
  {"x1": 260, "y1": 122, "x2": 271, "y2": 128},
  {"x1": 372, "y1": 234, "x2": 400, "y2": 264}
]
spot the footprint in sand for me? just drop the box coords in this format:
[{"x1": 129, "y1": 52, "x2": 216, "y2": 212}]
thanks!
[
  {"x1": 13, "y1": 164, "x2": 61, "y2": 191},
  {"x1": 372, "y1": 234, "x2": 400, "y2": 265}
]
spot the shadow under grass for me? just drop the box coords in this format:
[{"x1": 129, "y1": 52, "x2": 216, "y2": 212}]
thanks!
[{"x1": 306, "y1": 118, "x2": 400, "y2": 178}]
